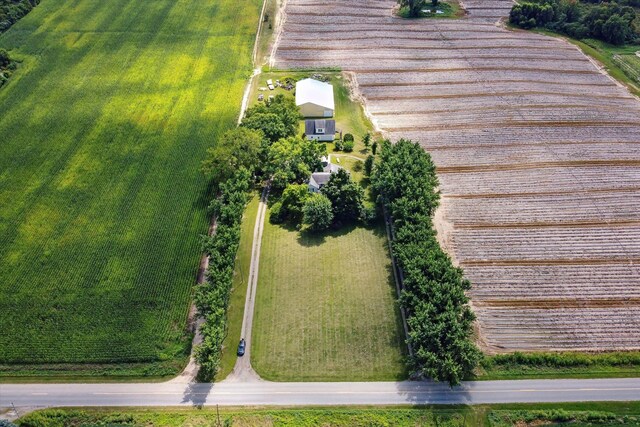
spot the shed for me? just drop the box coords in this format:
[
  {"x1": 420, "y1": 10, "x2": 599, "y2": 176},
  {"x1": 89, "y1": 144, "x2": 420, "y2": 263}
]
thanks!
[
  {"x1": 305, "y1": 119, "x2": 336, "y2": 142},
  {"x1": 296, "y1": 78, "x2": 335, "y2": 118}
]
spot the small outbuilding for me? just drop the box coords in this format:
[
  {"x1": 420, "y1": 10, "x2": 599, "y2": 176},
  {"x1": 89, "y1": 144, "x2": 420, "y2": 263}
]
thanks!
[
  {"x1": 305, "y1": 119, "x2": 336, "y2": 142},
  {"x1": 296, "y1": 78, "x2": 335, "y2": 118}
]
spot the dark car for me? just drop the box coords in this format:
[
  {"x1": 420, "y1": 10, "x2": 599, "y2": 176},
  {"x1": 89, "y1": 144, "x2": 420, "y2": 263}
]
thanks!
[{"x1": 237, "y1": 338, "x2": 246, "y2": 356}]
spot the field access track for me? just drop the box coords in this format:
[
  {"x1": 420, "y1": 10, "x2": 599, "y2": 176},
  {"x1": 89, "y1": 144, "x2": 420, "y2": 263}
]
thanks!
[{"x1": 273, "y1": 0, "x2": 640, "y2": 352}]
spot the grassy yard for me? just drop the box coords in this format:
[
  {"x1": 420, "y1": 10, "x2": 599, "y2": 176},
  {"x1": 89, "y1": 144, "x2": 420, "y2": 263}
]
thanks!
[
  {"x1": 252, "y1": 219, "x2": 407, "y2": 381},
  {"x1": 217, "y1": 193, "x2": 260, "y2": 380},
  {"x1": 16, "y1": 402, "x2": 640, "y2": 426},
  {"x1": 0, "y1": 0, "x2": 262, "y2": 378}
]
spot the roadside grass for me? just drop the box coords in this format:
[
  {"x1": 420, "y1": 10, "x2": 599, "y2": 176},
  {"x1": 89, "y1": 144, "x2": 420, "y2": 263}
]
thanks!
[
  {"x1": 528, "y1": 29, "x2": 640, "y2": 96},
  {"x1": 252, "y1": 218, "x2": 408, "y2": 381},
  {"x1": 0, "y1": 0, "x2": 262, "y2": 378},
  {"x1": 217, "y1": 193, "x2": 260, "y2": 380},
  {"x1": 16, "y1": 402, "x2": 640, "y2": 426},
  {"x1": 477, "y1": 351, "x2": 640, "y2": 381}
]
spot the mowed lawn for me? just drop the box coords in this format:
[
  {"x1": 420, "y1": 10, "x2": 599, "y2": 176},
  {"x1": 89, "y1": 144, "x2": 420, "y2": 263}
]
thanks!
[
  {"x1": 252, "y1": 218, "x2": 407, "y2": 381},
  {"x1": 0, "y1": 0, "x2": 261, "y2": 373}
]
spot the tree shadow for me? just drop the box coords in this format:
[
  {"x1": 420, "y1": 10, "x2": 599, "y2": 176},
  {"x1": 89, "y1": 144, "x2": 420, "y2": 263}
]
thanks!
[
  {"x1": 393, "y1": 379, "x2": 474, "y2": 405},
  {"x1": 181, "y1": 378, "x2": 214, "y2": 407},
  {"x1": 296, "y1": 222, "x2": 358, "y2": 247}
]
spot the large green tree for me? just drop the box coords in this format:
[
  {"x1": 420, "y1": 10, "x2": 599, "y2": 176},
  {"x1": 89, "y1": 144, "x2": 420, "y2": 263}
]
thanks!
[
  {"x1": 201, "y1": 127, "x2": 262, "y2": 185},
  {"x1": 267, "y1": 136, "x2": 325, "y2": 192},
  {"x1": 321, "y1": 169, "x2": 365, "y2": 223},
  {"x1": 303, "y1": 193, "x2": 333, "y2": 231},
  {"x1": 242, "y1": 94, "x2": 300, "y2": 142}
]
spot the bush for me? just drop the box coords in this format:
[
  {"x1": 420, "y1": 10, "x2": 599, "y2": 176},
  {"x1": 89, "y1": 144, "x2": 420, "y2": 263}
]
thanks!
[
  {"x1": 269, "y1": 201, "x2": 284, "y2": 223},
  {"x1": 343, "y1": 140, "x2": 354, "y2": 152},
  {"x1": 343, "y1": 133, "x2": 354, "y2": 143},
  {"x1": 334, "y1": 140, "x2": 344, "y2": 151}
]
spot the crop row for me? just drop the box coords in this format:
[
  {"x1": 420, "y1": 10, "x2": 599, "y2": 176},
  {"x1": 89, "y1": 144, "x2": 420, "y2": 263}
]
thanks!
[{"x1": 442, "y1": 189, "x2": 640, "y2": 224}]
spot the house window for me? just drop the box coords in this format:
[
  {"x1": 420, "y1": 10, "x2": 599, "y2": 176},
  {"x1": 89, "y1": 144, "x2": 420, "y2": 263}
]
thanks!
[{"x1": 316, "y1": 128, "x2": 325, "y2": 134}]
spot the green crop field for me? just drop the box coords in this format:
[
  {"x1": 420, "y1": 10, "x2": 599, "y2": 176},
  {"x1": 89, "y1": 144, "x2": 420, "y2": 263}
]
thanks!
[
  {"x1": 252, "y1": 219, "x2": 407, "y2": 381},
  {"x1": 0, "y1": 0, "x2": 262, "y2": 377}
]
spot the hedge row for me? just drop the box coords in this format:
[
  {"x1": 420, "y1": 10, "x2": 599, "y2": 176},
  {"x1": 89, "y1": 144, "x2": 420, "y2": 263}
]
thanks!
[
  {"x1": 194, "y1": 168, "x2": 252, "y2": 381},
  {"x1": 371, "y1": 139, "x2": 480, "y2": 386}
]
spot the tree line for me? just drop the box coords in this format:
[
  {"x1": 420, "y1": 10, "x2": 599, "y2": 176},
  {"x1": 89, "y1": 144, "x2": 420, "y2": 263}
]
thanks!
[
  {"x1": 371, "y1": 139, "x2": 481, "y2": 386},
  {"x1": 1, "y1": 0, "x2": 40, "y2": 33},
  {"x1": 196, "y1": 95, "x2": 318, "y2": 380},
  {"x1": 510, "y1": 0, "x2": 640, "y2": 45}
]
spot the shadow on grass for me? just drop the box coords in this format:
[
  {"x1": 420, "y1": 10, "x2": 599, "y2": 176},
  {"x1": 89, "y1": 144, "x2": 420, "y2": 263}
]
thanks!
[{"x1": 295, "y1": 222, "x2": 363, "y2": 247}]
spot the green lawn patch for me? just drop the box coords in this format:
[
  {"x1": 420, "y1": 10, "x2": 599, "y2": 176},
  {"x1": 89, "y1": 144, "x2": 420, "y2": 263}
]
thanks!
[
  {"x1": 0, "y1": 0, "x2": 262, "y2": 378},
  {"x1": 252, "y1": 219, "x2": 407, "y2": 381},
  {"x1": 16, "y1": 402, "x2": 640, "y2": 426}
]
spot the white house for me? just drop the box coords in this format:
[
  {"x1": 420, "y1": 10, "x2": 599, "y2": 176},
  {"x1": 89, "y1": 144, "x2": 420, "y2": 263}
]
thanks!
[
  {"x1": 308, "y1": 155, "x2": 345, "y2": 193},
  {"x1": 296, "y1": 78, "x2": 335, "y2": 118},
  {"x1": 305, "y1": 119, "x2": 336, "y2": 142}
]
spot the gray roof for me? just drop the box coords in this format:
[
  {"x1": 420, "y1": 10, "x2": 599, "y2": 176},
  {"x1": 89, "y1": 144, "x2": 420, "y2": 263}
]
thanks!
[
  {"x1": 309, "y1": 172, "x2": 332, "y2": 188},
  {"x1": 305, "y1": 119, "x2": 336, "y2": 136}
]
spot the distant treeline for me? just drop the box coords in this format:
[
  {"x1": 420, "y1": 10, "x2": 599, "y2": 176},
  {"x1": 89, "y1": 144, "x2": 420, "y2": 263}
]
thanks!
[
  {"x1": 510, "y1": 0, "x2": 640, "y2": 45},
  {"x1": 1, "y1": 0, "x2": 40, "y2": 33}
]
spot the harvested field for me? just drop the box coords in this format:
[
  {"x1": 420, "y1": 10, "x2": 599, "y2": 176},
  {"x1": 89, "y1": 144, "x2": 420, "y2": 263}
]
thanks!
[{"x1": 274, "y1": 0, "x2": 640, "y2": 352}]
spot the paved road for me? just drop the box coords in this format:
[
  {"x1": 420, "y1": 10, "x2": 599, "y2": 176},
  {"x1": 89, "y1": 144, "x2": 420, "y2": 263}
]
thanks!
[{"x1": 2, "y1": 378, "x2": 640, "y2": 409}]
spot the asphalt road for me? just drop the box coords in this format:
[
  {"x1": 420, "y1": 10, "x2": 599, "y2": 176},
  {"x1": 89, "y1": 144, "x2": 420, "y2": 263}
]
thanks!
[{"x1": 2, "y1": 378, "x2": 640, "y2": 409}]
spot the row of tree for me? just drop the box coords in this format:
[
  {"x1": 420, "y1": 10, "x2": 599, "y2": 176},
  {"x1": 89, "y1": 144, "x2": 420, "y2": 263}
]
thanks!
[
  {"x1": 194, "y1": 168, "x2": 252, "y2": 380},
  {"x1": 510, "y1": 0, "x2": 639, "y2": 45},
  {"x1": 371, "y1": 139, "x2": 480, "y2": 386},
  {"x1": 195, "y1": 95, "x2": 306, "y2": 380},
  {"x1": 1, "y1": 0, "x2": 40, "y2": 33}
]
